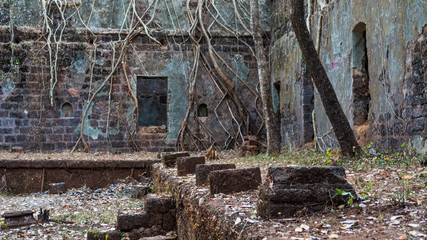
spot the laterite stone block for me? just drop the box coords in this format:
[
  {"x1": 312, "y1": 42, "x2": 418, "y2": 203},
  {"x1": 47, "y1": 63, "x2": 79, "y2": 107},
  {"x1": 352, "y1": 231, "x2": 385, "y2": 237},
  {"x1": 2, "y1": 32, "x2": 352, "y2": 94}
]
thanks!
[
  {"x1": 195, "y1": 164, "x2": 236, "y2": 186},
  {"x1": 209, "y1": 168, "x2": 261, "y2": 194},
  {"x1": 161, "y1": 152, "x2": 190, "y2": 168},
  {"x1": 176, "y1": 156, "x2": 205, "y2": 176}
]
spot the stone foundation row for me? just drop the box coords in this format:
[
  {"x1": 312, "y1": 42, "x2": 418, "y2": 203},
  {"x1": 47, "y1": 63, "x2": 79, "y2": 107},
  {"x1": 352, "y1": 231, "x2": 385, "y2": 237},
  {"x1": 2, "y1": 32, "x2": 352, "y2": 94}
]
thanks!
[
  {"x1": 86, "y1": 151, "x2": 357, "y2": 239},
  {"x1": 161, "y1": 152, "x2": 262, "y2": 194}
]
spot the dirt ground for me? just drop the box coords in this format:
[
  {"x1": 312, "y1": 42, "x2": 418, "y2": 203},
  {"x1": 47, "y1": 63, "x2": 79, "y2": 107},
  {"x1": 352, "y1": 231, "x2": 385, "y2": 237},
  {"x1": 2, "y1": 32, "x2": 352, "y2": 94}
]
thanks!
[
  {"x1": 0, "y1": 178, "x2": 148, "y2": 239},
  {"x1": 220, "y1": 151, "x2": 427, "y2": 240},
  {"x1": 0, "y1": 151, "x2": 426, "y2": 239}
]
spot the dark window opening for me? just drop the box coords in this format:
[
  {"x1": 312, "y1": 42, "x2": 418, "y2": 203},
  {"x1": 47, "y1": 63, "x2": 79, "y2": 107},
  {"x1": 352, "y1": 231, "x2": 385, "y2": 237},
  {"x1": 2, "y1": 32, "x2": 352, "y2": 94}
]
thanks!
[
  {"x1": 352, "y1": 22, "x2": 371, "y2": 126},
  {"x1": 60, "y1": 102, "x2": 73, "y2": 118},
  {"x1": 137, "y1": 76, "x2": 168, "y2": 127},
  {"x1": 197, "y1": 103, "x2": 208, "y2": 117}
]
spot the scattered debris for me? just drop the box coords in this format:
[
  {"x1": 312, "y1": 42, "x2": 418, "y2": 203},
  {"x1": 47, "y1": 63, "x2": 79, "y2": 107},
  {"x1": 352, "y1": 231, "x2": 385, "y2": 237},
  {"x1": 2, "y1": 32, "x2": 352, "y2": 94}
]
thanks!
[
  {"x1": 37, "y1": 208, "x2": 50, "y2": 224},
  {"x1": 205, "y1": 145, "x2": 219, "y2": 160},
  {"x1": 10, "y1": 146, "x2": 24, "y2": 153},
  {"x1": 0, "y1": 152, "x2": 425, "y2": 239},
  {"x1": 240, "y1": 135, "x2": 261, "y2": 156}
]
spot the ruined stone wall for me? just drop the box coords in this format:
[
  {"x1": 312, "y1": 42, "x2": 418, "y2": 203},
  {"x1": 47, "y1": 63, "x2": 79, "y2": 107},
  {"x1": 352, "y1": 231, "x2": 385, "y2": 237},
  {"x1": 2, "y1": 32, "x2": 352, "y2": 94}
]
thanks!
[
  {"x1": 0, "y1": 0, "x2": 267, "y2": 152},
  {"x1": 272, "y1": 0, "x2": 426, "y2": 153}
]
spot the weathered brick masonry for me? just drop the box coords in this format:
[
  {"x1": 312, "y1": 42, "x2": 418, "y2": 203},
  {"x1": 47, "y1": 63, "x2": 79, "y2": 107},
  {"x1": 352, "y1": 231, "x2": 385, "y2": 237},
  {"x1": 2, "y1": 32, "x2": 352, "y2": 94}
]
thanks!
[
  {"x1": 0, "y1": 27, "x2": 260, "y2": 152},
  {"x1": 0, "y1": 0, "x2": 424, "y2": 153}
]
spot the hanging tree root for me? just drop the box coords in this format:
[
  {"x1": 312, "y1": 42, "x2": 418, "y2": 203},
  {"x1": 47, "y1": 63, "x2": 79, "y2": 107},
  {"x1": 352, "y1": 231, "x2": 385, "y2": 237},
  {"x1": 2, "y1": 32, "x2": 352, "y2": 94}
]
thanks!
[{"x1": 31, "y1": 0, "x2": 269, "y2": 152}]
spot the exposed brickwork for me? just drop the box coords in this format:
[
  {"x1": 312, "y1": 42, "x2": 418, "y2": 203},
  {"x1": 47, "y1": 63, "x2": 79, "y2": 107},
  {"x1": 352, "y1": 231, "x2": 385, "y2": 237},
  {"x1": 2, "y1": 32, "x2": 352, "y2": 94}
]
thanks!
[
  {"x1": 372, "y1": 25, "x2": 426, "y2": 152},
  {"x1": 401, "y1": 25, "x2": 427, "y2": 149},
  {"x1": 0, "y1": 26, "x2": 260, "y2": 152}
]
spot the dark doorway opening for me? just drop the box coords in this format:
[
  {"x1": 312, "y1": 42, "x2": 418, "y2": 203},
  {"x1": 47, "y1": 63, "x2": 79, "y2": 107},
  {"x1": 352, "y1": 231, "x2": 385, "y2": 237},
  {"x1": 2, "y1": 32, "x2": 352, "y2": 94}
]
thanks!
[
  {"x1": 352, "y1": 22, "x2": 370, "y2": 126},
  {"x1": 137, "y1": 76, "x2": 168, "y2": 127}
]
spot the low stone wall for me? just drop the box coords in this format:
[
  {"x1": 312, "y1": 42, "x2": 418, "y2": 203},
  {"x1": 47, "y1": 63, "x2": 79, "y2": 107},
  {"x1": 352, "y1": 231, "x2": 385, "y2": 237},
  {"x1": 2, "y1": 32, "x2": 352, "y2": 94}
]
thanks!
[
  {"x1": 151, "y1": 164, "x2": 263, "y2": 240},
  {"x1": 0, "y1": 159, "x2": 159, "y2": 193}
]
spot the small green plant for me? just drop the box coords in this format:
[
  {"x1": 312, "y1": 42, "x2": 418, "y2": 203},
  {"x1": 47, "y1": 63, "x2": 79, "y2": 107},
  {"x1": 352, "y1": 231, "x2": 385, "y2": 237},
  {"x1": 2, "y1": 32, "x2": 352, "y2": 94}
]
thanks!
[
  {"x1": 355, "y1": 177, "x2": 373, "y2": 200},
  {"x1": 335, "y1": 189, "x2": 356, "y2": 206},
  {"x1": 393, "y1": 174, "x2": 413, "y2": 205}
]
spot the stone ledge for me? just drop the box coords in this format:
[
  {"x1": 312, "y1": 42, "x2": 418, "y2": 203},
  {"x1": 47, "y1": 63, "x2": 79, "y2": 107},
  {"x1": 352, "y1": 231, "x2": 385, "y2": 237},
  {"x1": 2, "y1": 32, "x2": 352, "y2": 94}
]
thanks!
[
  {"x1": 0, "y1": 159, "x2": 159, "y2": 169},
  {"x1": 0, "y1": 159, "x2": 158, "y2": 194}
]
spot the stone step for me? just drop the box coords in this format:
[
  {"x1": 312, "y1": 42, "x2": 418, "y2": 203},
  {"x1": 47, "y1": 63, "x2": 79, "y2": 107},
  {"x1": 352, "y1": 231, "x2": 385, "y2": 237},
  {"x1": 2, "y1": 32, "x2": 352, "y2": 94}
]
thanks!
[
  {"x1": 257, "y1": 166, "x2": 357, "y2": 219},
  {"x1": 116, "y1": 195, "x2": 176, "y2": 235},
  {"x1": 117, "y1": 210, "x2": 150, "y2": 231},
  {"x1": 144, "y1": 194, "x2": 175, "y2": 215}
]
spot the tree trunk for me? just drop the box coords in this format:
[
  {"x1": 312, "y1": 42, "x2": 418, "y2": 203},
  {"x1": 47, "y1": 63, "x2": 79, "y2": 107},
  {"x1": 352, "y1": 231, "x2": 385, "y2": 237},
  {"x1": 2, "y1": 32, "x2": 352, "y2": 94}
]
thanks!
[
  {"x1": 290, "y1": 0, "x2": 363, "y2": 157},
  {"x1": 250, "y1": 0, "x2": 280, "y2": 155}
]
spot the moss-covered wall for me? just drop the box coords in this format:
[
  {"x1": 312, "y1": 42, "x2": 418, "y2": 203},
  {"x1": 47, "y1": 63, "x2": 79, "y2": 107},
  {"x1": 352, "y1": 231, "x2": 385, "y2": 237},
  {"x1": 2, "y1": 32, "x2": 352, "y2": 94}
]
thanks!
[
  {"x1": 0, "y1": 0, "x2": 263, "y2": 152},
  {"x1": 272, "y1": 0, "x2": 426, "y2": 153}
]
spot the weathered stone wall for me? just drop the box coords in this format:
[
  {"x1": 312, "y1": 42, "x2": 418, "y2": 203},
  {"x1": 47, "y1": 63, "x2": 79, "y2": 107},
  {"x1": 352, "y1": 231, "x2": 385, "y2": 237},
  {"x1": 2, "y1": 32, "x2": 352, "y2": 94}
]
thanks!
[
  {"x1": 401, "y1": 25, "x2": 427, "y2": 153},
  {"x1": 272, "y1": 0, "x2": 426, "y2": 153},
  {"x1": 0, "y1": 0, "x2": 266, "y2": 152},
  {"x1": 0, "y1": 30, "x2": 260, "y2": 152}
]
